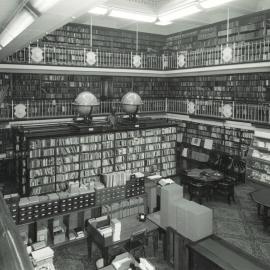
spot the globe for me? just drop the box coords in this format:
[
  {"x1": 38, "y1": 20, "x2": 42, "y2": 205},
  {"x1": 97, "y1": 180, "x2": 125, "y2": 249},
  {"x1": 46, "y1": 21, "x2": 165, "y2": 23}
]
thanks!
[
  {"x1": 121, "y1": 92, "x2": 143, "y2": 114},
  {"x1": 73, "y1": 91, "x2": 99, "y2": 116}
]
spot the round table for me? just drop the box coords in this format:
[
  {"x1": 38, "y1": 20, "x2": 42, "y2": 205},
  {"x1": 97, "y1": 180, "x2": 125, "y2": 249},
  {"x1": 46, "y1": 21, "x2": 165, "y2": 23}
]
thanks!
[
  {"x1": 251, "y1": 189, "x2": 270, "y2": 229},
  {"x1": 184, "y1": 169, "x2": 224, "y2": 202}
]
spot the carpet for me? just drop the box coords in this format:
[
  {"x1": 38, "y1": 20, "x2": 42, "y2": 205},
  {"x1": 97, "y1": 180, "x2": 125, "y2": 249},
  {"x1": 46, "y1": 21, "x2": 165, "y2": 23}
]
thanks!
[{"x1": 204, "y1": 184, "x2": 270, "y2": 266}]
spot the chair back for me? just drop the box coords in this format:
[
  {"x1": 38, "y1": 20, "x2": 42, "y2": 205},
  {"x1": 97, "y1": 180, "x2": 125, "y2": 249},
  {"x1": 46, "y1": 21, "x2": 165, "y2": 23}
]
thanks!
[
  {"x1": 208, "y1": 151, "x2": 221, "y2": 169},
  {"x1": 130, "y1": 229, "x2": 147, "y2": 244},
  {"x1": 219, "y1": 155, "x2": 233, "y2": 174}
]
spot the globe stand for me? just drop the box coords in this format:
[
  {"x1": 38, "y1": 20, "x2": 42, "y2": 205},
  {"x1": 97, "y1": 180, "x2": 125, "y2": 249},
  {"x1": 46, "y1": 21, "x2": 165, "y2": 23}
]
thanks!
[
  {"x1": 73, "y1": 113, "x2": 93, "y2": 125},
  {"x1": 73, "y1": 106, "x2": 94, "y2": 124},
  {"x1": 128, "y1": 113, "x2": 137, "y2": 122}
]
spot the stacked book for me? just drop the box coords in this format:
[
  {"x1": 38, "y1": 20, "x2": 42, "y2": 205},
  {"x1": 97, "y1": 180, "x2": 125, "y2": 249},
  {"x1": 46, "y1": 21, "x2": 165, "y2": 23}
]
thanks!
[
  {"x1": 102, "y1": 171, "x2": 131, "y2": 187},
  {"x1": 98, "y1": 226, "x2": 113, "y2": 238},
  {"x1": 111, "y1": 218, "x2": 121, "y2": 242}
]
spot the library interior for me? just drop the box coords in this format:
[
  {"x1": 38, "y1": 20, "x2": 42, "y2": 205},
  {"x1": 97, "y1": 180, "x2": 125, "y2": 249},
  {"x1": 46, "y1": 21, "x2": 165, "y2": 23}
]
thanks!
[{"x1": 2, "y1": 0, "x2": 270, "y2": 269}]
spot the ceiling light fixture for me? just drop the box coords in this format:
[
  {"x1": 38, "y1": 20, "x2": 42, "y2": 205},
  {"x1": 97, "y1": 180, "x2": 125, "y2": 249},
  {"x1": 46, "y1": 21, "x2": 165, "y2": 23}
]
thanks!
[
  {"x1": 200, "y1": 0, "x2": 236, "y2": 9},
  {"x1": 159, "y1": 4, "x2": 201, "y2": 21},
  {"x1": 88, "y1": 7, "x2": 108, "y2": 15},
  {"x1": 29, "y1": 0, "x2": 62, "y2": 13},
  {"x1": 0, "y1": 8, "x2": 36, "y2": 48},
  {"x1": 109, "y1": 9, "x2": 156, "y2": 23},
  {"x1": 155, "y1": 19, "x2": 172, "y2": 26}
]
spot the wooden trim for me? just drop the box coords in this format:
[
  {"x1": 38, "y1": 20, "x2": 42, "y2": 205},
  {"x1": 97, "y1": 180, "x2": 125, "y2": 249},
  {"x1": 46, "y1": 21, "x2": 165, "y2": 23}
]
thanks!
[{"x1": 1, "y1": 61, "x2": 270, "y2": 77}]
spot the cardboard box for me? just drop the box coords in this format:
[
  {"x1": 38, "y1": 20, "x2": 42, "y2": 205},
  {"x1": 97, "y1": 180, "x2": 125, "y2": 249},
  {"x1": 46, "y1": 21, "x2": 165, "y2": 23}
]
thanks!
[
  {"x1": 170, "y1": 199, "x2": 191, "y2": 231},
  {"x1": 37, "y1": 226, "x2": 48, "y2": 243},
  {"x1": 160, "y1": 184, "x2": 183, "y2": 228},
  {"x1": 182, "y1": 201, "x2": 213, "y2": 242},
  {"x1": 172, "y1": 200, "x2": 213, "y2": 241}
]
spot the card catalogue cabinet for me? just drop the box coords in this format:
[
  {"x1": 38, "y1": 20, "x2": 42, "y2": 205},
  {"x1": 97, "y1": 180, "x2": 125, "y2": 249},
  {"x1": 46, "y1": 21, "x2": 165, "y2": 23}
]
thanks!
[{"x1": 13, "y1": 123, "x2": 176, "y2": 196}]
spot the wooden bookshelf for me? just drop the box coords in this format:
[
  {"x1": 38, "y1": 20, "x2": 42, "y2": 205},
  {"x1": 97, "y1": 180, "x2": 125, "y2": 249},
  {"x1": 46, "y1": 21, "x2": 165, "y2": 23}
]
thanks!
[
  {"x1": 4, "y1": 72, "x2": 171, "y2": 101},
  {"x1": 13, "y1": 123, "x2": 176, "y2": 197},
  {"x1": 246, "y1": 134, "x2": 270, "y2": 186},
  {"x1": 41, "y1": 24, "x2": 165, "y2": 54},
  {"x1": 171, "y1": 119, "x2": 254, "y2": 169},
  {"x1": 164, "y1": 10, "x2": 270, "y2": 52},
  {"x1": 168, "y1": 73, "x2": 270, "y2": 103}
]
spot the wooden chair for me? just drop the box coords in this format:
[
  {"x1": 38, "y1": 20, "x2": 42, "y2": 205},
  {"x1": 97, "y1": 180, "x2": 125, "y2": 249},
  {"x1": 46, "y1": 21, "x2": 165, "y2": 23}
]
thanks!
[
  {"x1": 224, "y1": 158, "x2": 246, "y2": 185},
  {"x1": 216, "y1": 180, "x2": 235, "y2": 204},
  {"x1": 179, "y1": 172, "x2": 191, "y2": 192},
  {"x1": 124, "y1": 229, "x2": 147, "y2": 258},
  {"x1": 207, "y1": 151, "x2": 221, "y2": 170},
  {"x1": 109, "y1": 244, "x2": 127, "y2": 264},
  {"x1": 188, "y1": 182, "x2": 210, "y2": 204},
  {"x1": 218, "y1": 154, "x2": 233, "y2": 175}
]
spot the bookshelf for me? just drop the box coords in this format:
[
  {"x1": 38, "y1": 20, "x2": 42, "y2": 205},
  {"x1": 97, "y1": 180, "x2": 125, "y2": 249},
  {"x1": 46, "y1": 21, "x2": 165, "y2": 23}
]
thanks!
[
  {"x1": 246, "y1": 131, "x2": 270, "y2": 186},
  {"x1": 164, "y1": 10, "x2": 270, "y2": 52},
  {"x1": 172, "y1": 119, "x2": 254, "y2": 171},
  {"x1": 168, "y1": 73, "x2": 270, "y2": 103},
  {"x1": 42, "y1": 24, "x2": 165, "y2": 54},
  {"x1": 13, "y1": 123, "x2": 177, "y2": 197},
  {"x1": 2, "y1": 69, "x2": 270, "y2": 104},
  {"x1": 0, "y1": 73, "x2": 11, "y2": 101},
  {"x1": 4, "y1": 72, "x2": 171, "y2": 102}
]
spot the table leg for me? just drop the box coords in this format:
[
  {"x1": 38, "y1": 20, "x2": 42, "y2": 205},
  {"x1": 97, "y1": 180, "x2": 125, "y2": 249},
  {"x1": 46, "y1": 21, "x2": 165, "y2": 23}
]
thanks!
[
  {"x1": 160, "y1": 229, "x2": 167, "y2": 260},
  {"x1": 153, "y1": 230, "x2": 159, "y2": 257},
  {"x1": 263, "y1": 206, "x2": 269, "y2": 230},
  {"x1": 87, "y1": 235, "x2": 93, "y2": 260},
  {"x1": 257, "y1": 204, "x2": 261, "y2": 216},
  {"x1": 102, "y1": 247, "x2": 110, "y2": 265}
]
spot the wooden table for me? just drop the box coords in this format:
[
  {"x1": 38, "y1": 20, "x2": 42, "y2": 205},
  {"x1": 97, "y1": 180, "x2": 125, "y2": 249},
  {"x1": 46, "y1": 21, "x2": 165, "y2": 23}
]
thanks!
[
  {"x1": 185, "y1": 168, "x2": 224, "y2": 184},
  {"x1": 87, "y1": 215, "x2": 159, "y2": 265},
  {"x1": 251, "y1": 189, "x2": 270, "y2": 229},
  {"x1": 182, "y1": 168, "x2": 224, "y2": 201},
  {"x1": 147, "y1": 211, "x2": 167, "y2": 259}
]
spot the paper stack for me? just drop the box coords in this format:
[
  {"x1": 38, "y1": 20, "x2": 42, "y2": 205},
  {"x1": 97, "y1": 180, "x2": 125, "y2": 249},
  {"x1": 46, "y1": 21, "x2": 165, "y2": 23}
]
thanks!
[
  {"x1": 139, "y1": 258, "x2": 155, "y2": 270},
  {"x1": 111, "y1": 218, "x2": 121, "y2": 242},
  {"x1": 31, "y1": 246, "x2": 55, "y2": 270},
  {"x1": 98, "y1": 227, "x2": 113, "y2": 238},
  {"x1": 158, "y1": 178, "x2": 174, "y2": 186}
]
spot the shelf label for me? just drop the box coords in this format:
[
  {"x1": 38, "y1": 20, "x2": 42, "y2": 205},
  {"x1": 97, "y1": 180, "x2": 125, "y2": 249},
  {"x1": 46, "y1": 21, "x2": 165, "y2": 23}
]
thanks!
[
  {"x1": 135, "y1": 124, "x2": 140, "y2": 128},
  {"x1": 88, "y1": 128, "x2": 94, "y2": 132}
]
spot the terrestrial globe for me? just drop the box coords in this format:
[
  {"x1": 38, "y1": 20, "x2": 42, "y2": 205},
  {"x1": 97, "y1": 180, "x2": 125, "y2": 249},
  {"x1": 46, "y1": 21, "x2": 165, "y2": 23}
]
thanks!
[
  {"x1": 73, "y1": 91, "x2": 99, "y2": 116},
  {"x1": 121, "y1": 92, "x2": 143, "y2": 115}
]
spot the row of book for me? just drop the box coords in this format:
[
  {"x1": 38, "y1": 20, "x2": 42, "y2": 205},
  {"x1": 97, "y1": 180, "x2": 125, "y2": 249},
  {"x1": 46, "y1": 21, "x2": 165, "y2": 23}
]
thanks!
[
  {"x1": 101, "y1": 197, "x2": 144, "y2": 219},
  {"x1": 175, "y1": 119, "x2": 254, "y2": 162},
  {"x1": 102, "y1": 171, "x2": 131, "y2": 188}
]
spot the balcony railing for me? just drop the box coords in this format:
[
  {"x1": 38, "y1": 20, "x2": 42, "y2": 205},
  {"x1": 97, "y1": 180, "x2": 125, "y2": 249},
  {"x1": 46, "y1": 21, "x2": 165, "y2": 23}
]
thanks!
[
  {"x1": 0, "y1": 99, "x2": 167, "y2": 121},
  {"x1": 3, "y1": 39, "x2": 270, "y2": 70},
  {"x1": 1, "y1": 98, "x2": 270, "y2": 125}
]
